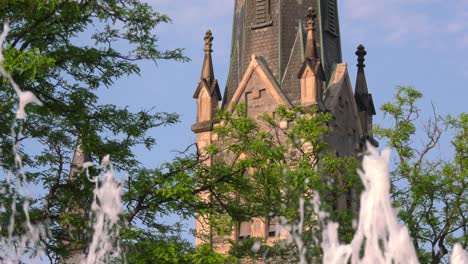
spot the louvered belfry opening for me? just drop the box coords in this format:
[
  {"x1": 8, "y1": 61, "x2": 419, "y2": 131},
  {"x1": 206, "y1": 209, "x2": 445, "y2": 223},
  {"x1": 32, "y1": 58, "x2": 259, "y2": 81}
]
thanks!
[
  {"x1": 255, "y1": 0, "x2": 271, "y2": 26},
  {"x1": 327, "y1": 0, "x2": 338, "y2": 36}
]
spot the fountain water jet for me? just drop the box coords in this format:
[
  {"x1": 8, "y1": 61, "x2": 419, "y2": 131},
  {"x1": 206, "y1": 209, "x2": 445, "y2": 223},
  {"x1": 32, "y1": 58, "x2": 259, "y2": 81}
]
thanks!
[
  {"x1": 82, "y1": 155, "x2": 123, "y2": 264},
  {"x1": 283, "y1": 144, "x2": 467, "y2": 264},
  {"x1": 1, "y1": 21, "x2": 125, "y2": 264},
  {"x1": 321, "y1": 146, "x2": 419, "y2": 264},
  {"x1": 0, "y1": 22, "x2": 46, "y2": 263}
]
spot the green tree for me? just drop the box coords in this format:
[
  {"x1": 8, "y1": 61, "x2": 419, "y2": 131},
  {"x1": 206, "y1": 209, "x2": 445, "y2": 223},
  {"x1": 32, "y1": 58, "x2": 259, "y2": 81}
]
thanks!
[
  {"x1": 194, "y1": 105, "x2": 361, "y2": 263},
  {"x1": 0, "y1": 0, "x2": 202, "y2": 262},
  {"x1": 195, "y1": 88, "x2": 467, "y2": 263},
  {"x1": 374, "y1": 86, "x2": 467, "y2": 263}
]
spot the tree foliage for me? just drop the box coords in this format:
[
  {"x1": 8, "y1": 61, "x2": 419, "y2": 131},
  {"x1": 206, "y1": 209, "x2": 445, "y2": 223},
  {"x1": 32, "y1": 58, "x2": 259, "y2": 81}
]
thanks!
[
  {"x1": 194, "y1": 105, "x2": 361, "y2": 263},
  {"x1": 374, "y1": 86, "x2": 467, "y2": 263},
  {"x1": 0, "y1": 0, "x2": 193, "y2": 262}
]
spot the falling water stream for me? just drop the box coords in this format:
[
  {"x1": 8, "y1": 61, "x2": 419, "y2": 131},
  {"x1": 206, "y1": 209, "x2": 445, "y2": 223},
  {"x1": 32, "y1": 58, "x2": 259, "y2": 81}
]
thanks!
[
  {"x1": 0, "y1": 22, "x2": 45, "y2": 264},
  {"x1": 322, "y1": 147, "x2": 419, "y2": 264},
  {"x1": 0, "y1": 22, "x2": 122, "y2": 263},
  {"x1": 1, "y1": 22, "x2": 467, "y2": 263},
  {"x1": 82, "y1": 156, "x2": 122, "y2": 264}
]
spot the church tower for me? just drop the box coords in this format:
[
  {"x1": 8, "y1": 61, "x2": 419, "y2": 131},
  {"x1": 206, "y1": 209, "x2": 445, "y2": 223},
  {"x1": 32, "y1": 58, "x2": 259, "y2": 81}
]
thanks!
[
  {"x1": 192, "y1": 0, "x2": 376, "y2": 252},
  {"x1": 223, "y1": 0, "x2": 342, "y2": 108}
]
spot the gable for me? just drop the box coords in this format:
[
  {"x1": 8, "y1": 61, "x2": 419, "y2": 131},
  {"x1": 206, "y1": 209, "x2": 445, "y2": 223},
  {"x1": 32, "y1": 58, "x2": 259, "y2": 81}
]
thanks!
[
  {"x1": 227, "y1": 55, "x2": 292, "y2": 113},
  {"x1": 324, "y1": 64, "x2": 359, "y2": 118},
  {"x1": 239, "y1": 70, "x2": 279, "y2": 117},
  {"x1": 324, "y1": 63, "x2": 363, "y2": 155},
  {"x1": 193, "y1": 79, "x2": 221, "y2": 100}
]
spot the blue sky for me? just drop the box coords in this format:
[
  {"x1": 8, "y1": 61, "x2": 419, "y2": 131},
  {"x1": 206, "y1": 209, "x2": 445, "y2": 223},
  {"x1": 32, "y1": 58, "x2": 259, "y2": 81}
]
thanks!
[{"x1": 100, "y1": 0, "x2": 468, "y2": 166}]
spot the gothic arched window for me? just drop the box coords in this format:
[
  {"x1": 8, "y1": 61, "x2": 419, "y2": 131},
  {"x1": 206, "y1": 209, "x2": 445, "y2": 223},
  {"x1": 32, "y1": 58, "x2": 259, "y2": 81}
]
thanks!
[
  {"x1": 239, "y1": 221, "x2": 251, "y2": 239},
  {"x1": 252, "y1": 0, "x2": 272, "y2": 29}
]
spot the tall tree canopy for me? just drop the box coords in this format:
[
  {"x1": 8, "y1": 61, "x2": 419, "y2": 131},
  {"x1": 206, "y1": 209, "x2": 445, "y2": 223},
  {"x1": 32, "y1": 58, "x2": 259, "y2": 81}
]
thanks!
[
  {"x1": 374, "y1": 86, "x2": 467, "y2": 264},
  {"x1": 0, "y1": 0, "x2": 191, "y2": 262},
  {"x1": 192, "y1": 105, "x2": 361, "y2": 263}
]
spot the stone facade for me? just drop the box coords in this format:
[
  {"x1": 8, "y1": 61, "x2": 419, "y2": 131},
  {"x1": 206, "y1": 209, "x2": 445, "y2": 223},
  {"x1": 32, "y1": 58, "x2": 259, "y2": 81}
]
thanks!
[{"x1": 192, "y1": 0, "x2": 376, "y2": 253}]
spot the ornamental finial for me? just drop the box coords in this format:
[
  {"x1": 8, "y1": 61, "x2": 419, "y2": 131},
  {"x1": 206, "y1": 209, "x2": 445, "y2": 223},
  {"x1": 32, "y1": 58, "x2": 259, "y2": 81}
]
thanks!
[
  {"x1": 201, "y1": 30, "x2": 215, "y2": 80},
  {"x1": 305, "y1": 7, "x2": 317, "y2": 32},
  {"x1": 356, "y1": 44, "x2": 367, "y2": 68},
  {"x1": 204, "y1": 30, "x2": 213, "y2": 52},
  {"x1": 305, "y1": 7, "x2": 319, "y2": 59}
]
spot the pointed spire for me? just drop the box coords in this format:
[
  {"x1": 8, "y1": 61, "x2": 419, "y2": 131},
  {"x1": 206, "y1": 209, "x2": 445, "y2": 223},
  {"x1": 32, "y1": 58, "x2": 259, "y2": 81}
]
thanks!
[
  {"x1": 354, "y1": 44, "x2": 376, "y2": 141},
  {"x1": 192, "y1": 30, "x2": 221, "y2": 132},
  {"x1": 354, "y1": 44, "x2": 374, "y2": 114},
  {"x1": 355, "y1": 45, "x2": 367, "y2": 99},
  {"x1": 298, "y1": 7, "x2": 325, "y2": 110},
  {"x1": 354, "y1": 44, "x2": 371, "y2": 108},
  {"x1": 201, "y1": 30, "x2": 214, "y2": 81},
  {"x1": 193, "y1": 30, "x2": 221, "y2": 100},
  {"x1": 304, "y1": 7, "x2": 319, "y2": 60}
]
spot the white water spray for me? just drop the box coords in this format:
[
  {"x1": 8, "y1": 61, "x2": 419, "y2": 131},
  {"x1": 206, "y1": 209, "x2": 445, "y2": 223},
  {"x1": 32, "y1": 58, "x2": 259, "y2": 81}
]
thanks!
[
  {"x1": 451, "y1": 244, "x2": 468, "y2": 264},
  {"x1": 321, "y1": 146, "x2": 419, "y2": 264},
  {"x1": 1, "y1": 22, "x2": 123, "y2": 264},
  {"x1": 82, "y1": 155, "x2": 123, "y2": 264},
  {"x1": 0, "y1": 22, "x2": 46, "y2": 264},
  {"x1": 282, "y1": 144, "x2": 467, "y2": 264}
]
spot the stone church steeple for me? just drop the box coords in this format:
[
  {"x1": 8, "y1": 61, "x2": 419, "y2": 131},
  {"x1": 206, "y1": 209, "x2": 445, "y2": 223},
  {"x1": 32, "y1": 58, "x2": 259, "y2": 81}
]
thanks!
[
  {"x1": 298, "y1": 7, "x2": 325, "y2": 109},
  {"x1": 192, "y1": 0, "x2": 376, "y2": 252},
  {"x1": 354, "y1": 45, "x2": 378, "y2": 148},
  {"x1": 223, "y1": 0, "x2": 342, "y2": 108},
  {"x1": 192, "y1": 30, "x2": 221, "y2": 133},
  {"x1": 354, "y1": 45, "x2": 375, "y2": 135}
]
